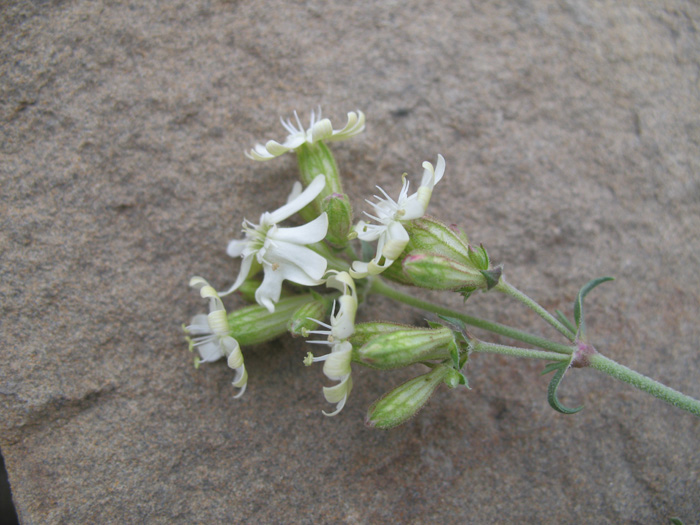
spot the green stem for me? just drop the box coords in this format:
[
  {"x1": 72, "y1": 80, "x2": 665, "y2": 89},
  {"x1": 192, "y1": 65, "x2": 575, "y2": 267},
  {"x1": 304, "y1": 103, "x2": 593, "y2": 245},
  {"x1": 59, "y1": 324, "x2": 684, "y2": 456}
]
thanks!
[
  {"x1": 589, "y1": 354, "x2": 700, "y2": 417},
  {"x1": 473, "y1": 341, "x2": 570, "y2": 362},
  {"x1": 371, "y1": 279, "x2": 573, "y2": 355},
  {"x1": 495, "y1": 279, "x2": 576, "y2": 342}
]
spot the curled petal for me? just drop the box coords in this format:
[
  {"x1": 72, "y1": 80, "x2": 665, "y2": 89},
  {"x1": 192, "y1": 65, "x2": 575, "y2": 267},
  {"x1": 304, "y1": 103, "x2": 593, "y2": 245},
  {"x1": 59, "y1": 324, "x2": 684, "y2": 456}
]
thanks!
[
  {"x1": 310, "y1": 118, "x2": 334, "y2": 143},
  {"x1": 219, "y1": 254, "x2": 254, "y2": 296},
  {"x1": 327, "y1": 111, "x2": 366, "y2": 142},
  {"x1": 271, "y1": 213, "x2": 328, "y2": 245},
  {"x1": 322, "y1": 342, "x2": 353, "y2": 380},
  {"x1": 267, "y1": 174, "x2": 326, "y2": 224},
  {"x1": 322, "y1": 375, "x2": 353, "y2": 416},
  {"x1": 255, "y1": 266, "x2": 286, "y2": 312},
  {"x1": 381, "y1": 221, "x2": 410, "y2": 260}
]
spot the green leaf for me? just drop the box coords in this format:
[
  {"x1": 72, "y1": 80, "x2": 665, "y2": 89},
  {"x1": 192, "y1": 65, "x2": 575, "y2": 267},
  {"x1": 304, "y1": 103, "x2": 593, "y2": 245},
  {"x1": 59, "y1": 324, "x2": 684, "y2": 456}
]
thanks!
[
  {"x1": 547, "y1": 363, "x2": 583, "y2": 415},
  {"x1": 573, "y1": 276, "x2": 615, "y2": 340},
  {"x1": 669, "y1": 518, "x2": 685, "y2": 525},
  {"x1": 555, "y1": 309, "x2": 577, "y2": 334}
]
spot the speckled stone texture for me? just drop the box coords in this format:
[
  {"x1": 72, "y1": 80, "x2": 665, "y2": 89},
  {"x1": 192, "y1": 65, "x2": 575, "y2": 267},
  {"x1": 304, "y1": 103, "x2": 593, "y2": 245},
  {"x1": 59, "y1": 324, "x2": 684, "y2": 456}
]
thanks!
[{"x1": 2, "y1": 1, "x2": 699, "y2": 523}]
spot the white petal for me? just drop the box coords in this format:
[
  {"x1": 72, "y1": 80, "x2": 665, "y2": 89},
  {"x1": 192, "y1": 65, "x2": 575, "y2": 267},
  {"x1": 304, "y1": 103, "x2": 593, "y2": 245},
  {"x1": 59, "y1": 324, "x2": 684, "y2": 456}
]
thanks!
[
  {"x1": 349, "y1": 260, "x2": 370, "y2": 279},
  {"x1": 197, "y1": 340, "x2": 225, "y2": 363},
  {"x1": 286, "y1": 181, "x2": 303, "y2": 203},
  {"x1": 354, "y1": 220, "x2": 386, "y2": 242},
  {"x1": 267, "y1": 175, "x2": 327, "y2": 224},
  {"x1": 382, "y1": 221, "x2": 409, "y2": 260},
  {"x1": 225, "y1": 339, "x2": 244, "y2": 369},
  {"x1": 219, "y1": 254, "x2": 254, "y2": 296},
  {"x1": 322, "y1": 343, "x2": 353, "y2": 380},
  {"x1": 226, "y1": 238, "x2": 249, "y2": 257},
  {"x1": 310, "y1": 118, "x2": 334, "y2": 143},
  {"x1": 327, "y1": 111, "x2": 366, "y2": 142},
  {"x1": 266, "y1": 241, "x2": 328, "y2": 281},
  {"x1": 255, "y1": 266, "x2": 286, "y2": 312},
  {"x1": 187, "y1": 314, "x2": 211, "y2": 335},
  {"x1": 270, "y1": 213, "x2": 328, "y2": 245}
]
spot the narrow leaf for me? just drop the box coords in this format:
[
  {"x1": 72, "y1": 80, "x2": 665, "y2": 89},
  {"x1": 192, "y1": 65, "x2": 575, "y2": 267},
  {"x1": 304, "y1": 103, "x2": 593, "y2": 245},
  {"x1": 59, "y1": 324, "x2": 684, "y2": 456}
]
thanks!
[
  {"x1": 573, "y1": 276, "x2": 615, "y2": 339},
  {"x1": 555, "y1": 309, "x2": 577, "y2": 334},
  {"x1": 547, "y1": 364, "x2": 583, "y2": 415}
]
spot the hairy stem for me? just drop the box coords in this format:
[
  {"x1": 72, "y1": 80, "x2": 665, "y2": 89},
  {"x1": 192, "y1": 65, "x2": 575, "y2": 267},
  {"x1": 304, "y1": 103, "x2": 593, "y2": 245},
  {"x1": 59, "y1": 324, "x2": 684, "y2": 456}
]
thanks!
[
  {"x1": 589, "y1": 354, "x2": 700, "y2": 417},
  {"x1": 371, "y1": 279, "x2": 573, "y2": 355},
  {"x1": 473, "y1": 341, "x2": 570, "y2": 362},
  {"x1": 495, "y1": 279, "x2": 576, "y2": 342}
]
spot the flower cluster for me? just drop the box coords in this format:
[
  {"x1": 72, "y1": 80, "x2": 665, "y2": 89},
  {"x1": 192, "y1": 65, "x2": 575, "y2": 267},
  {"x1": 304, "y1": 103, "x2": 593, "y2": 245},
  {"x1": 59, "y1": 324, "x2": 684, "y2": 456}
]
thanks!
[{"x1": 185, "y1": 108, "x2": 489, "y2": 422}]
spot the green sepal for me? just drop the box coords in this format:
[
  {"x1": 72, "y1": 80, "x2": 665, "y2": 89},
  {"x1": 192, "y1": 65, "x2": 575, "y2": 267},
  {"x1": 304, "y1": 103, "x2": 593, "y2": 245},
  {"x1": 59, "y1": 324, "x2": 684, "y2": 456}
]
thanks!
[
  {"x1": 349, "y1": 321, "x2": 406, "y2": 348},
  {"x1": 365, "y1": 365, "x2": 452, "y2": 429},
  {"x1": 353, "y1": 326, "x2": 455, "y2": 369},
  {"x1": 322, "y1": 192, "x2": 353, "y2": 248},
  {"x1": 480, "y1": 266, "x2": 502, "y2": 291},
  {"x1": 436, "y1": 315, "x2": 472, "y2": 343},
  {"x1": 402, "y1": 253, "x2": 488, "y2": 291},
  {"x1": 228, "y1": 295, "x2": 312, "y2": 346},
  {"x1": 286, "y1": 294, "x2": 333, "y2": 337},
  {"x1": 546, "y1": 361, "x2": 583, "y2": 415},
  {"x1": 443, "y1": 368, "x2": 469, "y2": 389},
  {"x1": 555, "y1": 309, "x2": 577, "y2": 335},
  {"x1": 467, "y1": 244, "x2": 490, "y2": 270},
  {"x1": 573, "y1": 276, "x2": 614, "y2": 341},
  {"x1": 295, "y1": 142, "x2": 343, "y2": 221},
  {"x1": 448, "y1": 339, "x2": 460, "y2": 370}
]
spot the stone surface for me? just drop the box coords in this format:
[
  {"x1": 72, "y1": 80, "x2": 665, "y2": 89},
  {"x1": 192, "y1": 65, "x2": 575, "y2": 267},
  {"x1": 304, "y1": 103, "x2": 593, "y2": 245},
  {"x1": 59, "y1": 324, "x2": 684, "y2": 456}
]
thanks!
[{"x1": 2, "y1": 1, "x2": 699, "y2": 522}]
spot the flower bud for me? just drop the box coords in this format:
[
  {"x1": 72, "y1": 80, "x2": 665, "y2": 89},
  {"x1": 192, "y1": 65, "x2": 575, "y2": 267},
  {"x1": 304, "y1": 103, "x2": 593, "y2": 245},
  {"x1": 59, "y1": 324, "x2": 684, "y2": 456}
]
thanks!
[
  {"x1": 287, "y1": 295, "x2": 332, "y2": 337},
  {"x1": 404, "y1": 217, "x2": 473, "y2": 265},
  {"x1": 402, "y1": 253, "x2": 490, "y2": 291},
  {"x1": 229, "y1": 294, "x2": 314, "y2": 346},
  {"x1": 322, "y1": 192, "x2": 353, "y2": 248},
  {"x1": 380, "y1": 216, "x2": 475, "y2": 285},
  {"x1": 354, "y1": 326, "x2": 456, "y2": 369},
  {"x1": 365, "y1": 365, "x2": 453, "y2": 429},
  {"x1": 295, "y1": 142, "x2": 343, "y2": 222}
]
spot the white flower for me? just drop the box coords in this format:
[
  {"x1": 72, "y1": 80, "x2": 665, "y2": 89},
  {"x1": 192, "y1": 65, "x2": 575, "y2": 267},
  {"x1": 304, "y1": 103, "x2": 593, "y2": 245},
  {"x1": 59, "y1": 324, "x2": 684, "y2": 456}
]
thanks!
[
  {"x1": 304, "y1": 271, "x2": 357, "y2": 416},
  {"x1": 221, "y1": 175, "x2": 329, "y2": 313},
  {"x1": 350, "y1": 154, "x2": 446, "y2": 279},
  {"x1": 185, "y1": 277, "x2": 248, "y2": 398},
  {"x1": 246, "y1": 108, "x2": 365, "y2": 161}
]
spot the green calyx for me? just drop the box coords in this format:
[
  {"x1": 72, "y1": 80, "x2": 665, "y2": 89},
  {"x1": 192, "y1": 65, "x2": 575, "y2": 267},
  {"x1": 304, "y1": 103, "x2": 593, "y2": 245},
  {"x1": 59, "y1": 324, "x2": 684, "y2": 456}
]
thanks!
[
  {"x1": 354, "y1": 325, "x2": 457, "y2": 369},
  {"x1": 228, "y1": 294, "x2": 314, "y2": 346},
  {"x1": 296, "y1": 142, "x2": 343, "y2": 221}
]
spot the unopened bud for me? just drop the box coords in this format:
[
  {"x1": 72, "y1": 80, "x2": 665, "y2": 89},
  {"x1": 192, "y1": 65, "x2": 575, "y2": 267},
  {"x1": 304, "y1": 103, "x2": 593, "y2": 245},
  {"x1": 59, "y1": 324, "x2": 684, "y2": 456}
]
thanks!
[
  {"x1": 287, "y1": 295, "x2": 332, "y2": 337},
  {"x1": 365, "y1": 365, "x2": 453, "y2": 430},
  {"x1": 402, "y1": 253, "x2": 490, "y2": 291},
  {"x1": 380, "y1": 216, "x2": 476, "y2": 285},
  {"x1": 354, "y1": 326, "x2": 456, "y2": 369},
  {"x1": 229, "y1": 294, "x2": 314, "y2": 346},
  {"x1": 322, "y1": 193, "x2": 353, "y2": 248}
]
